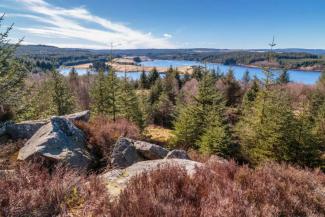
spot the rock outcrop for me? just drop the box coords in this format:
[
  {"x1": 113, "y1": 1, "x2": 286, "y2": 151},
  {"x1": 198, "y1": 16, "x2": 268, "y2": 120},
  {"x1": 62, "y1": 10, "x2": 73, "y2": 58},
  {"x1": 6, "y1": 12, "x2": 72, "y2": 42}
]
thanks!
[
  {"x1": 133, "y1": 140, "x2": 168, "y2": 160},
  {"x1": 165, "y1": 149, "x2": 189, "y2": 160},
  {"x1": 17, "y1": 116, "x2": 92, "y2": 169},
  {"x1": 6, "y1": 120, "x2": 47, "y2": 140},
  {"x1": 65, "y1": 110, "x2": 90, "y2": 122},
  {"x1": 111, "y1": 137, "x2": 143, "y2": 168},
  {"x1": 102, "y1": 159, "x2": 202, "y2": 198}
]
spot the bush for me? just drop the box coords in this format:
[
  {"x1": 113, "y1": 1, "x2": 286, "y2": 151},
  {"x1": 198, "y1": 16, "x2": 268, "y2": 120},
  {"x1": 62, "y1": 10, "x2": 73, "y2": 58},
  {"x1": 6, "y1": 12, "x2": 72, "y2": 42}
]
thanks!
[
  {"x1": 75, "y1": 116, "x2": 140, "y2": 170},
  {"x1": 0, "y1": 163, "x2": 111, "y2": 217},
  {"x1": 112, "y1": 160, "x2": 325, "y2": 217}
]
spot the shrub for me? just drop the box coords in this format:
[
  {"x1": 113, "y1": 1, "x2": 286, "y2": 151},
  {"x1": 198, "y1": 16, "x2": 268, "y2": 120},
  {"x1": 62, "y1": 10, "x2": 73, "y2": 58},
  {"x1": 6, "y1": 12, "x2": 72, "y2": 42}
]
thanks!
[
  {"x1": 75, "y1": 116, "x2": 140, "y2": 169},
  {"x1": 0, "y1": 163, "x2": 111, "y2": 217},
  {"x1": 111, "y1": 160, "x2": 325, "y2": 217}
]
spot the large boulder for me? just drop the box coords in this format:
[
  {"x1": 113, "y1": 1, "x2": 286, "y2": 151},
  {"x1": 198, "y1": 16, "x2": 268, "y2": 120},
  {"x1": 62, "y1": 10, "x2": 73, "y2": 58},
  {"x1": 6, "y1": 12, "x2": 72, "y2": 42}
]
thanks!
[
  {"x1": 165, "y1": 149, "x2": 189, "y2": 160},
  {"x1": 102, "y1": 159, "x2": 202, "y2": 198},
  {"x1": 17, "y1": 116, "x2": 92, "y2": 169},
  {"x1": 6, "y1": 120, "x2": 47, "y2": 140},
  {"x1": 133, "y1": 140, "x2": 168, "y2": 160},
  {"x1": 111, "y1": 137, "x2": 143, "y2": 168},
  {"x1": 64, "y1": 110, "x2": 90, "y2": 122}
]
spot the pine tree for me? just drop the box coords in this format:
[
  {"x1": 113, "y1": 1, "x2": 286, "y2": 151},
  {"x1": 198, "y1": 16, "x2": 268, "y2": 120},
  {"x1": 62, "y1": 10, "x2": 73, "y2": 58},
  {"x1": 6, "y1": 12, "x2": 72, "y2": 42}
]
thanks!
[
  {"x1": 118, "y1": 76, "x2": 144, "y2": 128},
  {"x1": 140, "y1": 69, "x2": 148, "y2": 89},
  {"x1": 242, "y1": 70, "x2": 251, "y2": 85},
  {"x1": 148, "y1": 67, "x2": 159, "y2": 87},
  {"x1": 0, "y1": 15, "x2": 27, "y2": 117},
  {"x1": 90, "y1": 69, "x2": 110, "y2": 115},
  {"x1": 236, "y1": 89, "x2": 296, "y2": 165},
  {"x1": 242, "y1": 77, "x2": 260, "y2": 109},
  {"x1": 51, "y1": 68, "x2": 75, "y2": 116},
  {"x1": 277, "y1": 69, "x2": 290, "y2": 84},
  {"x1": 107, "y1": 67, "x2": 120, "y2": 121},
  {"x1": 199, "y1": 109, "x2": 230, "y2": 156},
  {"x1": 173, "y1": 73, "x2": 226, "y2": 149}
]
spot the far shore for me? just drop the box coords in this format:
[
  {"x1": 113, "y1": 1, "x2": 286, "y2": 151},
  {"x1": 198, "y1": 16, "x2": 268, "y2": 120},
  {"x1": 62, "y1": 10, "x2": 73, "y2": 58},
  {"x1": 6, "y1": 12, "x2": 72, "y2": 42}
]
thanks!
[{"x1": 64, "y1": 60, "x2": 323, "y2": 74}]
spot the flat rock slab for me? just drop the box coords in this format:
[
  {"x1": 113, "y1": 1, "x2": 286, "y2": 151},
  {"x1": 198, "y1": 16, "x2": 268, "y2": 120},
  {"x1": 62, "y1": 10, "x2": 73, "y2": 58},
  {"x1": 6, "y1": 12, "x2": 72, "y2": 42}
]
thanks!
[
  {"x1": 165, "y1": 149, "x2": 189, "y2": 160},
  {"x1": 102, "y1": 159, "x2": 202, "y2": 198},
  {"x1": 6, "y1": 120, "x2": 47, "y2": 140},
  {"x1": 133, "y1": 140, "x2": 168, "y2": 160}
]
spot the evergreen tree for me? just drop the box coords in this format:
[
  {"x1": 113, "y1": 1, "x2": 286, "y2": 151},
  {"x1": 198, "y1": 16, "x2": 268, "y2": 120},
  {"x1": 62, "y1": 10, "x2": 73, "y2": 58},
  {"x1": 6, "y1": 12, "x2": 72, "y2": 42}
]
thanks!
[
  {"x1": 236, "y1": 89, "x2": 296, "y2": 165},
  {"x1": 242, "y1": 77, "x2": 260, "y2": 109},
  {"x1": 148, "y1": 67, "x2": 159, "y2": 87},
  {"x1": 51, "y1": 68, "x2": 75, "y2": 115},
  {"x1": 173, "y1": 73, "x2": 226, "y2": 149},
  {"x1": 90, "y1": 69, "x2": 110, "y2": 115},
  {"x1": 220, "y1": 69, "x2": 242, "y2": 107},
  {"x1": 0, "y1": 15, "x2": 27, "y2": 118},
  {"x1": 242, "y1": 70, "x2": 251, "y2": 85},
  {"x1": 139, "y1": 69, "x2": 148, "y2": 89},
  {"x1": 118, "y1": 76, "x2": 144, "y2": 128},
  {"x1": 199, "y1": 109, "x2": 230, "y2": 156},
  {"x1": 277, "y1": 69, "x2": 290, "y2": 84},
  {"x1": 107, "y1": 67, "x2": 120, "y2": 121}
]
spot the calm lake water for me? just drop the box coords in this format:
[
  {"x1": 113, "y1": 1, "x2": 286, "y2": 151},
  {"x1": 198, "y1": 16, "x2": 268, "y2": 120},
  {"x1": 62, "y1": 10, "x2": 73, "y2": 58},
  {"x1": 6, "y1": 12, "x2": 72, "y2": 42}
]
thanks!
[{"x1": 60, "y1": 59, "x2": 322, "y2": 84}]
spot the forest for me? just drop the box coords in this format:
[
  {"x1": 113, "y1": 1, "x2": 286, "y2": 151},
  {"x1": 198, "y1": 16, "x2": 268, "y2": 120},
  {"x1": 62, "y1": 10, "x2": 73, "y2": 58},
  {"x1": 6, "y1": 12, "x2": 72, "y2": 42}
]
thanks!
[{"x1": 1, "y1": 16, "x2": 325, "y2": 216}]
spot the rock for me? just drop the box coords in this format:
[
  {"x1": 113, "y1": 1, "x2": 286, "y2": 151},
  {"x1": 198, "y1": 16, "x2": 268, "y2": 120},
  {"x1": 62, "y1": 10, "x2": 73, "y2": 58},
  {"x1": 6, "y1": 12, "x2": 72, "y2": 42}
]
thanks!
[
  {"x1": 133, "y1": 140, "x2": 168, "y2": 160},
  {"x1": 64, "y1": 110, "x2": 90, "y2": 122},
  {"x1": 6, "y1": 120, "x2": 47, "y2": 140},
  {"x1": 165, "y1": 149, "x2": 189, "y2": 160},
  {"x1": 17, "y1": 116, "x2": 92, "y2": 169},
  {"x1": 102, "y1": 159, "x2": 202, "y2": 198},
  {"x1": 0, "y1": 121, "x2": 13, "y2": 138},
  {"x1": 111, "y1": 137, "x2": 143, "y2": 168}
]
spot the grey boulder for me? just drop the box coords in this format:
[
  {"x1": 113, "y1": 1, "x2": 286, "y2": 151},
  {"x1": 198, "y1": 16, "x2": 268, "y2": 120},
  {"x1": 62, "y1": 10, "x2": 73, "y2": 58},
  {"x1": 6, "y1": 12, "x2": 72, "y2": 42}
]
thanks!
[
  {"x1": 133, "y1": 140, "x2": 168, "y2": 160},
  {"x1": 165, "y1": 149, "x2": 189, "y2": 160},
  {"x1": 111, "y1": 137, "x2": 143, "y2": 168},
  {"x1": 6, "y1": 120, "x2": 47, "y2": 140},
  {"x1": 17, "y1": 116, "x2": 92, "y2": 169}
]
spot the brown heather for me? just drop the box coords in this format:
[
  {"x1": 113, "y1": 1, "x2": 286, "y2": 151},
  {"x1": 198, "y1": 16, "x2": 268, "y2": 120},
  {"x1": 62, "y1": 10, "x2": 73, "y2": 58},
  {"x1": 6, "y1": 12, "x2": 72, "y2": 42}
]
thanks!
[
  {"x1": 0, "y1": 159, "x2": 324, "y2": 217},
  {"x1": 75, "y1": 117, "x2": 140, "y2": 169}
]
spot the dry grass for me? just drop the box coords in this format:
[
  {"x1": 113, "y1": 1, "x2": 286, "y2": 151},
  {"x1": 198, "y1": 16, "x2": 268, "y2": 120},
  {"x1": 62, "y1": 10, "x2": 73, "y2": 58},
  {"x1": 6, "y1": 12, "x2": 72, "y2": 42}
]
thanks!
[{"x1": 143, "y1": 125, "x2": 175, "y2": 146}]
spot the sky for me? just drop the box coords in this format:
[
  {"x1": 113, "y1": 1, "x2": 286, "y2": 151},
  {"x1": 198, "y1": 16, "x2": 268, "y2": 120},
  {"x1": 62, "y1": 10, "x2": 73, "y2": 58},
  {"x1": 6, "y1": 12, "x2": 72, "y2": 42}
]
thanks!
[{"x1": 1, "y1": 0, "x2": 325, "y2": 49}]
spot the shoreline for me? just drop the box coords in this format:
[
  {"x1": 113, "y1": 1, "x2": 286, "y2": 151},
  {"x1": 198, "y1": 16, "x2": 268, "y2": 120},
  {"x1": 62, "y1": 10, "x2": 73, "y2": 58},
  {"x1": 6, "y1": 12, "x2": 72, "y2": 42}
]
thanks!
[{"x1": 63, "y1": 60, "x2": 323, "y2": 74}]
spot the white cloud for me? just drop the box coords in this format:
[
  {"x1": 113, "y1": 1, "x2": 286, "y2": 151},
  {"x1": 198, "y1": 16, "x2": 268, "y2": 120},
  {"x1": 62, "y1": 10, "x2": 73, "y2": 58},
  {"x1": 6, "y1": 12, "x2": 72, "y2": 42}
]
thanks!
[
  {"x1": 163, "y1": 33, "x2": 172, "y2": 39},
  {"x1": 9, "y1": 0, "x2": 175, "y2": 49}
]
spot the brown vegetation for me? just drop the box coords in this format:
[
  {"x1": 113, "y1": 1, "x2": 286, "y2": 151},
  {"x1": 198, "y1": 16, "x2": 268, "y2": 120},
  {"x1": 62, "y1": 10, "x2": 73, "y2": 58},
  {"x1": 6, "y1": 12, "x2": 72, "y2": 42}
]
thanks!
[
  {"x1": 75, "y1": 117, "x2": 140, "y2": 170},
  {"x1": 113, "y1": 160, "x2": 325, "y2": 217}
]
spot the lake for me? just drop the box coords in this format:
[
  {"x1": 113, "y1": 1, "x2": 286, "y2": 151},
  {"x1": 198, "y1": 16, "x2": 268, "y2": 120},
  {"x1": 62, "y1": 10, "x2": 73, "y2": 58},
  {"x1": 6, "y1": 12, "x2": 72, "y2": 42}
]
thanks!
[{"x1": 59, "y1": 60, "x2": 322, "y2": 84}]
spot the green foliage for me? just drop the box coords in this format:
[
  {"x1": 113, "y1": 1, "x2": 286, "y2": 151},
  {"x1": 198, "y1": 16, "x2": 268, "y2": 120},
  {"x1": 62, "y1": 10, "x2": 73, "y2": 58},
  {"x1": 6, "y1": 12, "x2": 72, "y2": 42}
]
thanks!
[
  {"x1": 242, "y1": 77, "x2": 260, "y2": 109},
  {"x1": 173, "y1": 73, "x2": 228, "y2": 152},
  {"x1": 0, "y1": 15, "x2": 27, "y2": 117},
  {"x1": 199, "y1": 109, "x2": 230, "y2": 156},
  {"x1": 51, "y1": 68, "x2": 75, "y2": 115},
  {"x1": 139, "y1": 69, "x2": 148, "y2": 89},
  {"x1": 147, "y1": 67, "x2": 159, "y2": 87},
  {"x1": 90, "y1": 69, "x2": 110, "y2": 115},
  {"x1": 118, "y1": 76, "x2": 144, "y2": 128},
  {"x1": 277, "y1": 69, "x2": 290, "y2": 84}
]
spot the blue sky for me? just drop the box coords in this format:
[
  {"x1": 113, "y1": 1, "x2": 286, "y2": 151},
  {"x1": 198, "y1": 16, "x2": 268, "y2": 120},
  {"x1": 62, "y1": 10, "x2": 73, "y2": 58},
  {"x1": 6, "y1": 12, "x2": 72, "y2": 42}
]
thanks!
[{"x1": 1, "y1": 0, "x2": 325, "y2": 49}]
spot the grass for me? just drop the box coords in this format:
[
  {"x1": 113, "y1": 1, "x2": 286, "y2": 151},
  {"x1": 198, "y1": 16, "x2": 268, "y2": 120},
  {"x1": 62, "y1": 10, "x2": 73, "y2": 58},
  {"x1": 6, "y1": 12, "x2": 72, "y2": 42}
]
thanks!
[{"x1": 143, "y1": 124, "x2": 175, "y2": 146}]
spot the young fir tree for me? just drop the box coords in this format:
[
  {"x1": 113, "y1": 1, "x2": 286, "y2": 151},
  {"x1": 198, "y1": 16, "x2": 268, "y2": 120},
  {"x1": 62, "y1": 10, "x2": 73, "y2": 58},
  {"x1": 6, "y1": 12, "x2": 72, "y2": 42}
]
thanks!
[
  {"x1": 118, "y1": 75, "x2": 144, "y2": 128},
  {"x1": 277, "y1": 69, "x2": 290, "y2": 84},
  {"x1": 139, "y1": 69, "x2": 148, "y2": 89},
  {"x1": 242, "y1": 77, "x2": 260, "y2": 110},
  {"x1": 173, "y1": 73, "x2": 227, "y2": 150},
  {"x1": 147, "y1": 67, "x2": 159, "y2": 87},
  {"x1": 51, "y1": 68, "x2": 75, "y2": 116},
  {"x1": 236, "y1": 89, "x2": 296, "y2": 165},
  {"x1": 242, "y1": 70, "x2": 251, "y2": 85},
  {"x1": 90, "y1": 69, "x2": 110, "y2": 115},
  {"x1": 107, "y1": 67, "x2": 120, "y2": 121},
  {"x1": 0, "y1": 15, "x2": 27, "y2": 118},
  {"x1": 220, "y1": 69, "x2": 242, "y2": 107}
]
